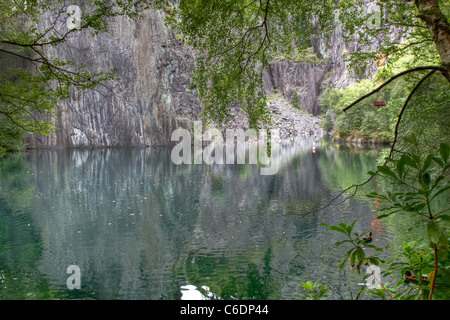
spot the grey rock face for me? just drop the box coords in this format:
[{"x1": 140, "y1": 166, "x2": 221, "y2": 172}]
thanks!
[
  {"x1": 26, "y1": 6, "x2": 356, "y2": 149},
  {"x1": 263, "y1": 61, "x2": 333, "y2": 116},
  {"x1": 27, "y1": 7, "x2": 200, "y2": 149},
  {"x1": 262, "y1": 13, "x2": 377, "y2": 117}
]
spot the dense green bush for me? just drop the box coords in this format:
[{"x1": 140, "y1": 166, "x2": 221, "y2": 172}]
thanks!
[
  {"x1": 321, "y1": 113, "x2": 334, "y2": 133},
  {"x1": 0, "y1": 117, "x2": 24, "y2": 155},
  {"x1": 291, "y1": 90, "x2": 302, "y2": 110},
  {"x1": 319, "y1": 78, "x2": 395, "y2": 143}
]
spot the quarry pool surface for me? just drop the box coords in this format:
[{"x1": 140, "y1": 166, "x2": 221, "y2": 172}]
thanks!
[{"x1": 0, "y1": 137, "x2": 394, "y2": 300}]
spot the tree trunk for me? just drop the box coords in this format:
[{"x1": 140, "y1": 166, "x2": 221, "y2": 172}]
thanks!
[{"x1": 415, "y1": 0, "x2": 450, "y2": 81}]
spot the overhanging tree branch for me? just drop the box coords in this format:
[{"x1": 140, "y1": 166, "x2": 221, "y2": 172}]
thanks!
[
  {"x1": 304, "y1": 68, "x2": 442, "y2": 215},
  {"x1": 388, "y1": 69, "x2": 437, "y2": 159},
  {"x1": 342, "y1": 65, "x2": 446, "y2": 112}
]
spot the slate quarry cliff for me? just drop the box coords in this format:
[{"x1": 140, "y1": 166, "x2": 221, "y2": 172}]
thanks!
[
  {"x1": 27, "y1": 8, "x2": 198, "y2": 148},
  {"x1": 26, "y1": 6, "x2": 351, "y2": 149}
]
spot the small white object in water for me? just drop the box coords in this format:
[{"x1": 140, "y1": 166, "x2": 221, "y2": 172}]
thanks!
[
  {"x1": 180, "y1": 284, "x2": 207, "y2": 300},
  {"x1": 180, "y1": 284, "x2": 222, "y2": 300}
]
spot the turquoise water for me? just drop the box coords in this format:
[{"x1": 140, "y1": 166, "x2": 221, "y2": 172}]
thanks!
[{"x1": 0, "y1": 137, "x2": 392, "y2": 300}]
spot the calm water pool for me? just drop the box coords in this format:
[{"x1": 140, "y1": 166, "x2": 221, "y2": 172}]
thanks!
[{"x1": 0, "y1": 137, "x2": 393, "y2": 300}]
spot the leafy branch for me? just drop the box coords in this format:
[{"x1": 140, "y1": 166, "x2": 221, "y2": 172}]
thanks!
[
  {"x1": 324, "y1": 140, "x2": 449, "y2": 300},
  {"x1": 320, "y1": 221, "x2": 385, "y2": 273},
  {"x1": 305, "y1": 68, "x2": 446, "y2": 215}
]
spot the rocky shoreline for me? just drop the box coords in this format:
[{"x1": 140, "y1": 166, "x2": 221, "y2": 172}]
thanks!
[
  {"x1": 209, "y1": 94, "x2": 324, "y2": 142},
  {"x1": 266, "y1": 95, "x2": 324, "y2": 139},
  {"x1": 331, "y1": 136, "x2": 390, "y2": 146}
]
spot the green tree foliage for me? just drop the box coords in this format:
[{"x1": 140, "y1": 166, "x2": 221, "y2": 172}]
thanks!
[
  {"x1": 337, "y1": 0, "x2": 450, "y2": 79},
  {"x1": 394, "y1": 74, "x2": 450, "y2": 157},
  {"x1": 154, "y1": 0, "x2": 336, "y2": 128},
  {"x1": 319, "y1": 52, "x2": 449, "y2": 145},
  {"x1": 290, "y1": 90, "x2": 301, "y2": 110},
  {"x1": 2, "y1": 0, "x2": 449, "y2": 150},
  {"x1": 0, "y1": 116, "x2": 24, "y2": 153},
  {"x1": 154, "y1": 0, "x2": 450, "y2": 130},
  {"x1": 319, "y1": 79, "x2": 394, "y2": 142},
  {"x1": 324, "y1": 140, "x2": 450, "y2": 300},
  {"x1": 295, "y1": 279, "x2": 330, "y2": 300},
  {"x1": 321, "y1": 113, "x2": 333, "y2": 133}
]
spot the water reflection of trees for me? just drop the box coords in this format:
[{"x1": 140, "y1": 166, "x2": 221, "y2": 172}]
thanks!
[
  {"x1": 0, "y1": 153, "x2": 61, "y2": 299},
  {"x1": 0, "y1": 140, "x2": 389, "y2": 299}
]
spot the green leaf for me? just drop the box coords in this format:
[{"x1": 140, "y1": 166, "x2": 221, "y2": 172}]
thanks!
[
  {"x1": 397, "y1": 155, "x2": 407, "y2": 178},
  {"x1": 356, "y1": 246, "x2": 365, "y2": 261},
  {"x1": 421, "y1": 172, "x2": 431, "y2": 186},
  {"x1": 432, "y1": 157, "x2": 444, "y2": 167},
  {"x1": 412, "y1": 203, "x2": 426, "y2": 212},
  {"x1": 377, "y1": 212, "x2": 395, "y2": 219},
  {"x1": 369, "y1": 257, "x2": 382, "y2": 265},
  {"x1": 439, "y1": 214, "x2": 450, "y2": 223},
  {"x1": 301, "y1": 281, "x2": 313, "y2": 291},
  {"x1": 438, "y1": 232, "x2": 448, "y2": 260},
  {"x1": 403, "y1": 133, "x2": 417, "y2": 145},
  {"x1": 350, "y1": 249, "x2": 357, "y2": 268},
  {"x1": 439, "y1": 266, "x2": 450, "y2": 281},
  {"x1": 335, "y1": 240, "x2": 352, "y2": 247},
  {"x1": 346, "y1": 220, "x2": 357, "y2": 234},
  {"x1": 430, "y1": 185, "x2": 450, "y2": 201},
  {"x1": 411, "y1": 154, "x2": 421, "y2": 168},
  {"x1": 365, "y1": 244, "x2": 384, "y2": 252},
  {"x1": 440, "y1": 143, "x2": 450, "y2": 164},
  {"x1": 339, "y1": 248, "x2": 354, "y2": 270},
  {"x1": 338, "y1": 222, "x2": 349, "y2": 230},
  {"x1": 377, "y1": 165, "x2": 397, "y2": 179},
  {"x1": 328, "y1": 225, "x2": 347, "y2": 234},
  {"x1": 427, "y1": 220, "x2": 442, "y2": 244},
  {"x1": 423, "y1": 154, "x2": 433, "y2": 172},
  {"x1": 431, "y1": 175, "x2": 445, "y2": 189},
  {"x1": 366, "y1": 192, "x2": 387, "y2": 200},
  {"x1": 400, "y1": 154, "x2": 419, "y2": 169}
]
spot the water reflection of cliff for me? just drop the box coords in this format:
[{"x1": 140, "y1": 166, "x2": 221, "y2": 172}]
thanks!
[{"x1": 1, "y1": 137, "x2": 385, "y2": 299}]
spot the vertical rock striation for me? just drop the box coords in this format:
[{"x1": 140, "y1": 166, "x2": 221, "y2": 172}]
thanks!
[
  {"x1": 26, "y1": 4, "x2": 370, "y2": 148},
  {"x1": 263, "y1": 61, "x2": 333, "y2": 116},
  {"x1": 27, "y1": 6, "x2": 200, "y2": 149}
]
